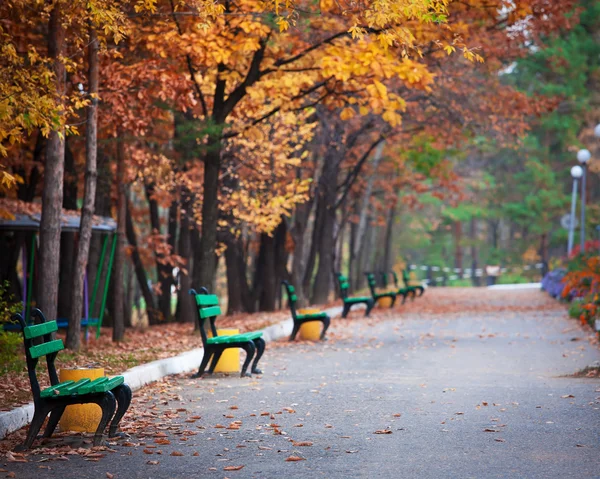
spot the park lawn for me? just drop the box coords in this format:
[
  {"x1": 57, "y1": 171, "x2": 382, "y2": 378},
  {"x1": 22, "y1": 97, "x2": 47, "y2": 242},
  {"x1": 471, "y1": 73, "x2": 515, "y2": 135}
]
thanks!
[{"x1": 0, "y1": 310, "x2": 289, "y2": 411}]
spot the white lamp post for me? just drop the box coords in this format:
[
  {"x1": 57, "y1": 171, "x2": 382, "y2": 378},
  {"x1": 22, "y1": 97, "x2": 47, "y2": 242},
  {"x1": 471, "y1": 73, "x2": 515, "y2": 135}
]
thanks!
[
  {"x1": 577, "y1": 148, "x2": 591, "y2": 252},
  {"x1": 568, "y1": 165, "x2": 583, "y2": 255}
]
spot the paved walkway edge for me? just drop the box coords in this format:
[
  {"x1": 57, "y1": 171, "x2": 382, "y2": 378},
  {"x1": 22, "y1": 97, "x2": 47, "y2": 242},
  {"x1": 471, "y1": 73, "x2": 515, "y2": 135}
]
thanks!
[{"x1": 0, "y1": 305, "x2": 345, "y2": 439}]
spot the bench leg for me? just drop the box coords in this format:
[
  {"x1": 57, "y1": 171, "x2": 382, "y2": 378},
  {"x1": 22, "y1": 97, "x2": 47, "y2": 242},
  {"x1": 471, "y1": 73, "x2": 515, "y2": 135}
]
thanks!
[
  {"x1": 289, "y1": 322, "x2": 300, "y2": 341},
  {"x1": 109, "y1": 384, "x2": 132, "y2": 438},
  {"x1": 192, "y1": 350, "x2": 213, "y2": 378},
  {"x1": 401, "y1": 292, "x2": 408, "y2": 305},
  {"x1": 365, "y1": 300, "x2": 375, "y2": 317},
  {"x1": 320, "y1": 316, "x2": 331, "y2": 340},
  {"x1": 251, "y1": 338, "x2": 265, "y2": 374},
  {"x1": 342, "y1": 303, "x2": 351, "y2": 319},
  {"x1": 240, "y1": 342, "x2": 256, "y2": 378},
  {"x1": 207, "y1": 350, "x2": 224, "y2": 374},
  {"x1": 93, "y1": 392, "x2": 117, "y2": 447},
  {"x1": 416, "y1": 286, "x2": 424, "y2": 297},
  {"x1": 43, "y1": 405, "x2": 66, "y2": 438},
  {"x1": 19, "y1": 404, "x2": 51, "y2": 450},
  {"x1": 390, "y1": 295, "x2": 397, "y2": 308}
]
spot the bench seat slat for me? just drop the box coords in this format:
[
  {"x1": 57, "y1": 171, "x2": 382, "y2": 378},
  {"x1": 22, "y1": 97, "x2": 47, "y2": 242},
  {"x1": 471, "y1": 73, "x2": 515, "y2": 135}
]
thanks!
[
  {"x1": 86, "y1": 376, "x2": 124, "y2": 394},
  {"x1": 207, "y1": 331, "x2": 262, "y2": 345},
  {"x1": 29, "y1": 339, "x2": 64, "y2": 359},
  {"x1": 24, "y1": 321, "x2": 58, "y2": 339},
  {"x1": 195, "y1": 294, "x2": 219, "y2": 307},
  {"x1": 344, "y1": 296, "x2": 371, "y2": 303},
  {"x1": 77, "y1": 377, "x2": 110, "y2": 394},
  {"x1": 200, "y1": 306, "x2": 222, "y2": 319},
  {"x1": 297, "y1": 312, "x2": 328, "y2": 320},
  {"x1": 40, "y1": 380, "x2": 76, "y2": 398}
]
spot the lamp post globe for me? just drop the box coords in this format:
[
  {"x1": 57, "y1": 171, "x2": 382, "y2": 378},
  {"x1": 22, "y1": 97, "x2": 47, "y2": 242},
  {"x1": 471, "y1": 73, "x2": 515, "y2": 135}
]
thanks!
[
  {"x1": 577, "y1": 148, "x2": 591, "y2": 164},
  {"x1": 571, "y1": 165, "x2": 583, "y2": 179}
]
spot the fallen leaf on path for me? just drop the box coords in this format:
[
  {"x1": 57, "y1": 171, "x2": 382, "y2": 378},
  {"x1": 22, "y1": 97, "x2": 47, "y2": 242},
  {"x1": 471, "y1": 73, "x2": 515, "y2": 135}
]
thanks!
[
  {"x1": 146, "y1": 460, "x2": 159, "y2": 465},
  {"x1": 346, "y1": 450, "x2": 358, "y2": 453},
  {"x1": 106, "y1": 473, "x2": 114, "y2": 479},
  {"x1": 561, "y1": 395, "x2": 575, "y2": 398},
  {"x1": 374, "y1": 430, "x2": 392, "y2": 435},
  {"x1": 223, "y1": 465, "x2": 245, "y2": 471},
  {"x1": 285, "y1": 455, "x2": 305, "y2": 462},
  {"x1": 393, "y1": 413, "x2": 401, "y2": 417},
  {"x1": 576, "y1": 444, "x2": 586, "y2": 448},
  {"x1": 154, "y1": 439, "x2": 170, "y2": 445},
  {"x1": 6, "y1": 452, "x2": 26, "y2": 463},
  {"x1": 292, "y1": 442, "x2": 313, "y2": 447},
  {"x1": 170, "y1": 451, "x2": 184, "y2": 456},
  {"x1": 6, "y1": 473, "x2": 16, "y2": 478},
  {"x1": 483, "y1": 429, "x2": 498, "y2": 433},
  {"x1": 495, "y1": 439, "x2": 506, "y2": 443}
]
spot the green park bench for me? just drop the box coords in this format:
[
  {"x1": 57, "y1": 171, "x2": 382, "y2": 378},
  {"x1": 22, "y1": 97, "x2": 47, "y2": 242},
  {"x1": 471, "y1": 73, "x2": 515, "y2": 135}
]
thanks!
[
  {"x1": 281, "y1": 281, "x2": 331, "y2": 341},
  {"x1": 12, "y1": 309, "x2": 131, "y2": 450},
  {"x1": 336, "y1": 273, "x2": 375, "y2": 318},
  {"x1": 393, "y1": 270, "x2": 424, "y2": 300},
  {"x1": 379, "y1": 271, "x2": 409, "y2": 305},
  {"x1": 189, "y1": 288, "x2": 265, "y2": 378},
  {"x1": 365, "y1": 272, "x2": 397, "y2": 308}
]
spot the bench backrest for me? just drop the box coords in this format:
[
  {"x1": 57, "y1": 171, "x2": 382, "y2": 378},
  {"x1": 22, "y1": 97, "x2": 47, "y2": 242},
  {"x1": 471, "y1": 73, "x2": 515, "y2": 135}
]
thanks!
[
  {"x1": 281, "y1": 281, "x2": 298, "y2": 319},
  {"x1": 378, "y1": 272, "x2": 388, "y2": 289},
  {"x1": 391, "y1": 271, "x2": 399, "y2": 288},
  {"x1": 365, "y1": 273, "x2": 378, "y2": 296},
  {"x1": 402, "y1": 269, "x2": 411, "y2": 285},
  {"x1": 189, "y1": 288, "x2": 221, "y2": 347},
  {"x1": 336, "y1": 274, "x2": 350, "y2": 299},
  {"x1": 13, "y1": 309, "x2": 62, "y2": 403}
]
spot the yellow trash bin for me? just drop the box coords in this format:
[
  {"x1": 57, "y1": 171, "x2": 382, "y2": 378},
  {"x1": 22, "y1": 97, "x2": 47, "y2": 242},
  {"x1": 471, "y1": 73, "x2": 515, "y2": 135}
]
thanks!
[
  {"x1": 297, "y1": 309, "x2": 322, "y2": 341},
  {"x1": 210, "y1": 329, "x2": 240, "y2": 373},
  {"x1": 59, "y1": 367, "x2": 104, "y2": 432},
  {"x1": 378, "y1": 296, "x2": 393, "y2": 308}
]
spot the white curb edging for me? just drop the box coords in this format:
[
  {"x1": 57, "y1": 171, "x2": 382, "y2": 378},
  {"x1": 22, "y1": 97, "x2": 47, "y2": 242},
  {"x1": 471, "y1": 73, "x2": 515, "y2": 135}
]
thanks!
[{"x1": 1, "y1": 305, "x2": 345, "y2": 439}]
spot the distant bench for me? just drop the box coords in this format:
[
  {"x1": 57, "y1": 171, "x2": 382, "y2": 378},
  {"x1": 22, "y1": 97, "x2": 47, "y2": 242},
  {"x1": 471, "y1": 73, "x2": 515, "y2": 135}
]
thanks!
[{"x1": 190, "y1": 288, "x2": 265, "y2": 378}]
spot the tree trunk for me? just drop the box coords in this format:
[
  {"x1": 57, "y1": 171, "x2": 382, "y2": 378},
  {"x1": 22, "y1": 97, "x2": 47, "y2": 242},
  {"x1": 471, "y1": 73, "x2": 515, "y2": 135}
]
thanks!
[
  {"x1": 66, "y1": 26, "x2": 98, "y2": 350},
  {"x1": 112, "y1": 137, "x2": 126, "y2": 342},
  {"x1": 38, "y1": 3, "x2": 66, "y2": 320},
  {"x1": 453, "y1": 221, "x2": 463, "y2": 271},
  {"x1": 125, "y1": 197, "x2": 159, "y2": 324},
  {"x1": 470, "y1": 217, "x2": 480, "y2": 287},
  {"x1": 290, "y1": 199, "x2": 313, "y2": 307},
  {"x1": 311, "y1": 149, "x2": 339, "y2": 305},
  {"x1": 353, "y1": 141, "x2": 384, "y2": 282},
  {"x1": 382, "y1": 204, "x2": 396, "y2": 274},
  {"x1": 175, "y1": 196, "x2": 195, "y2": 323},
  {"x1": 158, "y1": 198, "x2": 178, "y2": 320},
  {"x1": 196, "y1": 145, "x2": 221, "y2": 293}
]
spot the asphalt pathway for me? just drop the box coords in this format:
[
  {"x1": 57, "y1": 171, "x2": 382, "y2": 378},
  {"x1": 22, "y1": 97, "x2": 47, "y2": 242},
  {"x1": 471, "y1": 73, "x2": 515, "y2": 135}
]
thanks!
[{"x1": 3, "y1": 289, "x2": 600, "y2": 478}]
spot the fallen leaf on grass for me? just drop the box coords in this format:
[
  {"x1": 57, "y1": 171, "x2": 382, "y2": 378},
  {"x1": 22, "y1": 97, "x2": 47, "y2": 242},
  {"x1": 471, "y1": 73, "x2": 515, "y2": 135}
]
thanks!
[
  {"x1": 223, "y1": 465, "x2": 245, "y2": 471},
  {"x1": 292, "y1": 442, "x2": 313, "y2": 447},
  {"x1": 285, "y1": 455, "x2": 305, "y2": 462},
  {"x1": 373, "y1": 430, "x2": 392, "y2": 435}
]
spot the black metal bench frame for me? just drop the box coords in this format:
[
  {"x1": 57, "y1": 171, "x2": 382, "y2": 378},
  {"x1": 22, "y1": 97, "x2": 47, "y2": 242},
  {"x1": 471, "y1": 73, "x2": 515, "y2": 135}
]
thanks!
[{"x1": 13, "y1": 309, "x2": 131, "y2": 450}]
